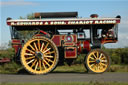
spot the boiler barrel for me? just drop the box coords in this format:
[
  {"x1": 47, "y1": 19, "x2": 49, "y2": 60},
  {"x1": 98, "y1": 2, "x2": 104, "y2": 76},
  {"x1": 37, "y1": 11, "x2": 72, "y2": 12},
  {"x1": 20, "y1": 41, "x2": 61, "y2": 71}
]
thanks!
[{"x1": 34, "y1": 12, "x2": 78, "y2": 18}]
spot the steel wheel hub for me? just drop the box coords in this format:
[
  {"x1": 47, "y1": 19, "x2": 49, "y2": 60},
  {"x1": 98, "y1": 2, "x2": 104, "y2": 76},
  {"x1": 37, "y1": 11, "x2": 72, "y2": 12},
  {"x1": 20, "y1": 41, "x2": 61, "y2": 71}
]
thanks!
[
  {"x1": 96, "y1": 59, "x2": 100, "y2": 64},
  {"x1": 35, "y1": 52, "x2": 43, "y2": 60}
]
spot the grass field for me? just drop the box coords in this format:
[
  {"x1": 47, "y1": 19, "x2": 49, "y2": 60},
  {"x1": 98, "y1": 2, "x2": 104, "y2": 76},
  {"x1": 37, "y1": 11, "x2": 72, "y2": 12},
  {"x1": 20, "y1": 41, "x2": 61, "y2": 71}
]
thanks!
[
  {"x1": 54, "y1": 64, "x2": 128, "y2": 73},
  {"x1": 0, "y1": 61, "x2": 128, "y2": 74},
  {"x1": 1, "y1": 82, "x2": 128, "y2": 85},
  {"x1": 0, "y1": 47, "x2": 128, "y2": 74}
]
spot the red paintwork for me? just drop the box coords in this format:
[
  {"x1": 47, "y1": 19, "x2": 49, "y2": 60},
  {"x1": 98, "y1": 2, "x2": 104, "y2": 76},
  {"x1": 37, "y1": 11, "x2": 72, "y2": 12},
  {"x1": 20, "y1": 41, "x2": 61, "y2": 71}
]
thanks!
[
  {"x1": 65, "y1": 47, "x2": 77, "y2": 58},
  {"x1": 0, "y1": 58, "x2": 11, "y2": 63},
  {"x1": 101, "y1": 39, "x2": 117, "y2": 44},
  {"x1": 77, "y1": 40, "x2": 90, "y2": 54},
  {"x1": 64, "y1": 42, "x2": 74, "y2": 46},
  {"x1": 33, "y1": 30, "x2": 50, "y2": 38},
  {"x1": 90, "y1": 14, "x2": 98, "y2": 18},
  {"x1": 52, "y1": 35, "x2": 77, "y2": 47},
  {"x1": 12, "y1": 39, "x2": 21, "y2": 43},
  {"x1": 73, "y1": 35, "x2": 77, "y2": 43},
  {"x1": 62, "y1": 35, "x2": 65, "y2": 40},
  {"x1": 12, "y1": 39, "x2": 21, "y2": 53},
  {"x1": 7, "y1": 22, "x2": 11, "y2": 25},
  {"x1": 51, "y1": 35, "x2": 61, "y2": 46},
  {"x1": 51, "y1": 34, "x2": 77, "y2": 58},
  {"x1": 83, "y1": 40, "x2": 90, "y2": 52},
  {"x1": 40, "y1": 30, "x2": 47, "y2": 35}
]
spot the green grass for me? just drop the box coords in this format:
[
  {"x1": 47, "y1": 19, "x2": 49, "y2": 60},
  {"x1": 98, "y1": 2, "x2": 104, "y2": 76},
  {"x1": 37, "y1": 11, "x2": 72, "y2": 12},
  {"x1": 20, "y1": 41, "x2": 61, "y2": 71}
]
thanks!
[
  {"x1": 53, "y1": 64, "x2": 87, "y2": 73},
  {"x1": 1, "y1": 82, "x2": 128, "y2": 85},
  {"x1": 54, "y1": 64, "x2": 128, "y2": 73},
  {"x1": 0, "y1": 61, "x2": 22, "y2": 74},
  {"x1": 108, "y1": 64, "x2": 128, "y2": 72},
  {"x1": 0, "y1": 48, "x2": 15, "y2": 58},
  {"x1": 0, "y1": 62, "x2": 128, "y2": 74}
]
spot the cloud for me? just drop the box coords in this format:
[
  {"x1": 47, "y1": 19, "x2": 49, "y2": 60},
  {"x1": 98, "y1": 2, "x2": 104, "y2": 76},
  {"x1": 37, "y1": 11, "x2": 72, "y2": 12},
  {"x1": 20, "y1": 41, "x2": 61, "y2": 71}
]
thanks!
[
  {"x1": 0, "y1": 0, "x2": 39, "y2": 6},
  {"x1": 120, "y1": 17, "x2": 128, "y2": 25}
]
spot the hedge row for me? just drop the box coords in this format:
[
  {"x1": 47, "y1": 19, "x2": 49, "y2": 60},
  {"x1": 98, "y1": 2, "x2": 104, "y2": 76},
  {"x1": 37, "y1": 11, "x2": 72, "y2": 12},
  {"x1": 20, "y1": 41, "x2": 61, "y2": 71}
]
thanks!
[
  {"x1": 103, "y1": 47, "x2": 128, "y2": 64},
  {"x1": 0, "y1": 47, "x2": 128, "y2": 65}
]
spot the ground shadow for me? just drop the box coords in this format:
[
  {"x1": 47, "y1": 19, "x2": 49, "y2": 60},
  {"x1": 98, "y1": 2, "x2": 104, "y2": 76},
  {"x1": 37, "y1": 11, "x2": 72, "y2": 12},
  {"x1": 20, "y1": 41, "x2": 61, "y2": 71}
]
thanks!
[
  {"x1": 17, "y1": 68, "x2": 31, "y2": 75},
  {"x1": 51, "y1": 70, "x2": 89, "y2": 74},
  {"x1": 16, "y1": 68, "x2": 89, "y2": 75}
]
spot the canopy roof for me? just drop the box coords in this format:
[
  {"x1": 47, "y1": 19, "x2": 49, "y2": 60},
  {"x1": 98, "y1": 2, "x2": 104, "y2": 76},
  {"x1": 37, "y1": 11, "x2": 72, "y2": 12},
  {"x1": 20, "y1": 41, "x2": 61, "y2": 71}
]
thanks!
[{"x1": 7, "y1": 17, "x2": 120, "y2": 26}]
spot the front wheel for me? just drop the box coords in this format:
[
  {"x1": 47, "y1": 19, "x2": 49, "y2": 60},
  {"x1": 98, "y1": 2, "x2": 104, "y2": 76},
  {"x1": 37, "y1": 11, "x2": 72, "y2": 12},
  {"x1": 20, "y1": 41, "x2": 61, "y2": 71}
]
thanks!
[
  {"x1": 84, "y1": 49, "x2": 110, "y2": 73},
  {"x1": 20, "y1": 37, "x2": 59, "y2": 75}
]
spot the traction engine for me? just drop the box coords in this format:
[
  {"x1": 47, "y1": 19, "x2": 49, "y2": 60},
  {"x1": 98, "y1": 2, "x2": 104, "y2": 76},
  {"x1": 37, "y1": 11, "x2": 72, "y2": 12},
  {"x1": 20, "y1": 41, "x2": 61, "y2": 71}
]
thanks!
[{"x1": 6, "y1": 12, "x2": 121, "y2": 74}]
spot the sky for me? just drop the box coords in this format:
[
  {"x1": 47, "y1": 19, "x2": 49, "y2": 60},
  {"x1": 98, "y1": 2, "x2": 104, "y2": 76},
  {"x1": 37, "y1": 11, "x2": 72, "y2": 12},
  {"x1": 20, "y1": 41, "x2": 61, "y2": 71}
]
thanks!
[{"x1": 0, "y1": 0, "x2": 128, "y2": 48}]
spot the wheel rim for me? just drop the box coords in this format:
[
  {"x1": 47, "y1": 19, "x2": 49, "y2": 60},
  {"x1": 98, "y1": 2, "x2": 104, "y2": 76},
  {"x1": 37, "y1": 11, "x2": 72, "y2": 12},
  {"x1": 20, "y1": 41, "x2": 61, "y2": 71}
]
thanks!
[
  {"x1": 87, "y1": 50, "x2": 109, "y2": 73},
  {"x1": 21, "y1": 38, "x2": 58, "y2": 74}
]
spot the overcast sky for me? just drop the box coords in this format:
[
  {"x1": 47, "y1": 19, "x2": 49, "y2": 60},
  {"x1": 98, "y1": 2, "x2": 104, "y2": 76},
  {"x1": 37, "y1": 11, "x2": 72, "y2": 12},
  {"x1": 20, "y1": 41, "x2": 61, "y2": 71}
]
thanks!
[{"x1": 0, "y1": 0, "x2": 128, "y2": 48}]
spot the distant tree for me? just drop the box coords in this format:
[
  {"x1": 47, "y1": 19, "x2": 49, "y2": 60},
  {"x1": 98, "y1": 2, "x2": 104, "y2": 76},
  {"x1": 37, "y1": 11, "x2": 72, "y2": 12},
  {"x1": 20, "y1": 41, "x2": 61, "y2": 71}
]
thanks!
[
  {"x1": 27, "y1": 13, "x2": 35, "y2": 19},
  {"x1": 19, "y1": 16, "x2": 25, "y2": 19},
  {"x1": 19, "y1": 13, "x2": 34, "y2": 19}
]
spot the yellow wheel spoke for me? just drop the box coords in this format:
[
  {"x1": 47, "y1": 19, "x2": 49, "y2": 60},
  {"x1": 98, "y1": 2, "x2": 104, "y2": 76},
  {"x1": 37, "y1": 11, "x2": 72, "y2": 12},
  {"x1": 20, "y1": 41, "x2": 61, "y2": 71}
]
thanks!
[
  {"x1": 34, "y1": 42, "x2": 38, "y2": 51},
  {"x1": 38, "y1": 40, "x2": 40, "y2": 50},
  {"x1": 90, "y1": 64, "x2": 95, "y2": 68},
  {"x1": 42, "y1": 61, "x2": 46, "y2": 70},
  {"x1": 92, "y1": 53, "x2": 97, "y2": 59},
  {"x1": 27, "y1": 48, "x2": 35, "y2": 54},
  {"x1": 96, "y1": 64, "x2": 99, "y2": 71},
  {"x1": 89, "y1": 56, "x2": 95, "y2": 60},
  {"x1": 95, "y1": 64, "x2": 98, "y2": 71},
  {"x1": 25, "y1": 53, "x2": 33, "y2": 56},
  {"x1": 26, "y1": 56, "x2": 35, "y2": 60},
  {"x1": 40, "y1": 43, "x2": 44, "y2": 51},
  {"x1": 27, "y1": 59, "x2": 35, "y2": 64},
  {"x1": 99, "y1": 53, "x2": 103, "y2": 59},
  {"x1": 31, "y1": 59, "x2": 37, "y2": 68},
  {"x1": 29, "y1": 44, "x2": 35, "y2": 51},
  {"x1": 44, "y1": 55, "x2": 53, "y2": 58},
  {"x1": 45, "y1": 51, "x2": 55, "y2": 55},
  {"x1": 45, "y1": 58, "x2": 54, "y2": 63},
  {"x1": 89, "y1": 61, "x2": 96, "y2": 63},
  {"x1": 43, "y1": 59, "x2": 50, "y2": 67},
  {"x1": 100, "y1": 62, "x2": 107, "y2": 67},
  {"x1": 42, "y1": 43, "x2": 49, "y2": 52},
  {"x1": 43, "y1": 48, "x2": 51, "y2": 54},
  {"x1": 92, "y1": 64, "x2": 97, "y2": 70},
  {"x1": 101, "y1": 60, "x2": 107, "y2": 63},
  {"x1": 39, "y1": 60, "x2": 42, "y2": 71},
  {"x1": 100, "y1": 56, "x2": 106, "y2": 60},
  {"x1": 35, "y1": 62, "x2": 38, "y2": 70},
  {"x1": 97, "y1": 64, "x2": 100, "y2": 70},
  {"x1": 99, "y1": 63, "x2": 103, "y2": 70}
]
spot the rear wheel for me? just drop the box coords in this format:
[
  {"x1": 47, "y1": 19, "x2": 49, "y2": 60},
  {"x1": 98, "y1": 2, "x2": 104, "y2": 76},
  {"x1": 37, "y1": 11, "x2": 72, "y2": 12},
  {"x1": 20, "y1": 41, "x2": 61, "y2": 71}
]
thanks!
[
  {"x1": 20, "y1": 37, "x2": 59, "y2": 74},
  {"x1": 84, "y1": 49, "x2": 110, "y2": 73}
]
